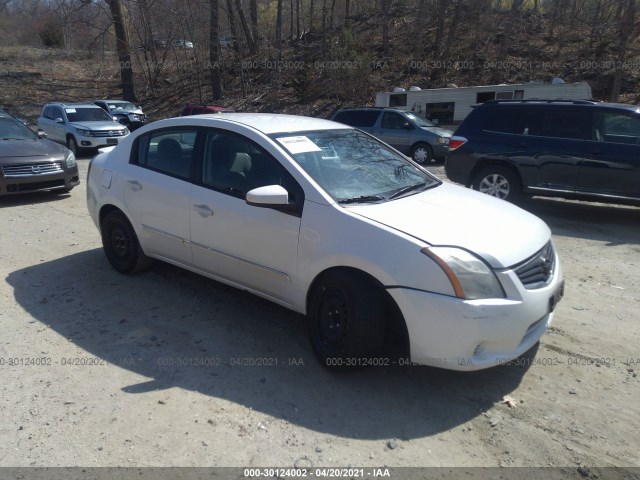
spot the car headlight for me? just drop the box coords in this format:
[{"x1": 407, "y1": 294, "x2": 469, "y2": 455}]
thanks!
[
  {"x1": 436, "y1": 137, "x2": 450, "y2": 145},
  {"x1": 65, "y1": 150, "x2": 76, "y2": 168},
  {"x1": 124, "y1": 127, "x2": 130, "y2": 134},
  {"x1": 422, "y1": 247, "x2": 504, "y2": 300},
  {"x1": 76, "y1": 128, "x2": 94, "y2": 137}
]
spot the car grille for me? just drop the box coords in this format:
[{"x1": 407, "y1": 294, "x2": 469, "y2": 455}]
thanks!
[
  {"x1": 514, "y1": 241, "x2": 555, "y2": 289},
  {"x1": 92, "y1": 130, "x2": 126, "y2": 137},
  {"x1": 2, "y1": 162, "x2": 63, "y2": 177}
]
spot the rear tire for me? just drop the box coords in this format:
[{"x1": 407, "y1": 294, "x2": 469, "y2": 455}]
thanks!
[
  {"x1": 472, "y1": 165, "x2": 521, "y2": 203},
  {"x1": 308, "y1": 270, "x2": 386, "y2": 371},
  {"x1": 101, "y1": 210, "x2": 152, "y2": 274}
]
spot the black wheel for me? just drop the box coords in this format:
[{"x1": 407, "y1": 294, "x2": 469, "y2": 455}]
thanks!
[
  {"x1": 308, "y1": 270, "x2": 386, "y2": 371},
  {"x1": 411, "y1": 143, "x2": 434, "y2": 164},
  {"x1": 101, "y1": 210, "x2": 152, "y2": 273},
  {"x1": 67, "y1": 136, "x2": 79, "y2": 156},
  {"x1": 472, "y1": 166, "x2": 522, "y2": 202}
]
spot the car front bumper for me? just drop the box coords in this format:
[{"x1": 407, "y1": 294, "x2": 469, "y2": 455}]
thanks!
[
  {"x1": 388, "y1": 256, "x2": 564, "y2": 371},
  {"x1": 0, "y1": 166, "x2": 80, "y2": 195}
]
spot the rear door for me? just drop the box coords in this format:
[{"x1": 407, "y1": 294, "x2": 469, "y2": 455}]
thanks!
[
  {"x1": 515, "y1": 106, "x2": 589, "y2": 192},
  {"x1": 122, "y1": 127, "x2": 199, "y2": 265},
  {"x1": 372, "y1": 111, "x2": 413, "y2": 155},
  {"x1": 578, "y1": 109, "x2": 640, "y2": 199}
]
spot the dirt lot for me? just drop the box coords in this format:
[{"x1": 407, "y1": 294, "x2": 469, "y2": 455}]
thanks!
[{"x1": 0, "y1": 158, "x2": 639, "y2": 475}]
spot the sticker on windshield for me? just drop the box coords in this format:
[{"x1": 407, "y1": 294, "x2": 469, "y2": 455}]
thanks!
[
  {"x1": 276, "y1": 136, "x2": 322, "y2": 155},
  {"x1": 65, "y1": 108, "x2": 77, "y2": 113}
]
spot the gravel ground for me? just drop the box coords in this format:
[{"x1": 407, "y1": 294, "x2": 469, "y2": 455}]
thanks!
[{"x1": 0, "y1": 158, "x2": 639, "y2": 476}]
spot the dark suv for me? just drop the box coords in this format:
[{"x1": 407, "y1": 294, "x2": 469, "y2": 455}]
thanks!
[
  {"x1": 331, "y1": 108, "x2": 453, "y2": 163},
  {"x1": 446, "y1": 100, "x2": 640, "y2": 204}
]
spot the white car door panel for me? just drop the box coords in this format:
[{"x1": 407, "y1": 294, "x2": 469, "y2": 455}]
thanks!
[
  {"x1": 123, "y1": 166, "x2": 193, "y2": 265},
  {"x1": 190, "y1": 185, "x2": 300, "y2": 303}
]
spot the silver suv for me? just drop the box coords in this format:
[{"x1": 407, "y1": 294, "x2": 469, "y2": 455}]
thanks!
[
  {"x1": 38, "y1": 102, "x2": 129, "y2": 155},
  {"x1": 331, "y1": 107, "x2": 453, "y2": 163}
]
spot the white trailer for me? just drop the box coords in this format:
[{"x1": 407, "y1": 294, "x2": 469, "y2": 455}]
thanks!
[{"x1": 374, "y1": 81, "x2": 592, "y2": 126}]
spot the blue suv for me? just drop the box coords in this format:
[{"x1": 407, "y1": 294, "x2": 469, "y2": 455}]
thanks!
[{"x1": 446, "y1": 100, "x2": 640, "y2": 204}]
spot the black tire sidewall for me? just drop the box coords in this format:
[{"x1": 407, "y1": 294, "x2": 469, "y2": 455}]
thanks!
[
  {"x1": 101, "y1": 211, "x2": 141, "y2": 273},
  {"x1": 309, "y1": 271, "x2": 385, "y2": 370}
]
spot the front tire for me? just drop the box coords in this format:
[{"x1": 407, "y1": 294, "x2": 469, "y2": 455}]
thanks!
[
  {"x1": 67, "y1": 136, "x2": 79, "y2": 156},
  {"x1": 411, "y1": 143, "x2": 434, "y2": 164},
  {"x1": 472, "y1": 166, "x2": 521, "y2": 202},
  {"x1": 308, "y1": 270, "x2": 386, "y2": 371},
  {"x1": 101, "y1": 210, "x2": 152, "y2": 273}
]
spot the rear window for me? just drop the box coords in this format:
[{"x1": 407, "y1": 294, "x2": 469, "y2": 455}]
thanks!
[
  {"x1": 333, "y1": 110, "x2": 380, "y2": 128},
  {"x1": 483, "y1": 107, "x2": 523, "y2": 134}
]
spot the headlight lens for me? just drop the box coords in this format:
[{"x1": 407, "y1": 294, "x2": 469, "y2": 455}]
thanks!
[
  {"x1": 124, "y1": 127, "x2": 130, "y2": 134},
  {"x1": 422, "y1": 247, "x2": 504, "y2": 300},
  {"x1": 76, "y1": 128, "x2": 93, "y2": 136},
  {"x1": 65, "y1": 150, "x2": 76, "y2": 168}
]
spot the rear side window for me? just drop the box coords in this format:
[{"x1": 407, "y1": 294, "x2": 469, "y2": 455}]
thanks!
[
  {"x1": 594, "y1": 111, "x2": 640, "y2": 144},
  {"x1": 483, "y1": 107, "x2": 523, "y2": 134},
  {"x1": 333, "y1": 110, "x2": 379, "y2": 128},
  {"x1": 521, "y1": 107, "x2": 590, "y2": 140},
  {"x1": 134, "y1": 128, "x2": 198, "y2": 180}
]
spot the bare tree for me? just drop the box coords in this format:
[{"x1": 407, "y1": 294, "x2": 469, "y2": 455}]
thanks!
[
  {"x1": 106, "y1": 0, "x2": 136, "y2": 101},
  {"x1": 276, "y1": 0, "x2": 283, "y2": 48},
  {"x1": 225, "y1": 0, "x2": 240, "y2": 53},
  {"x1": 210, "y1": 0, "x2": 223, "y2": 100},
  {"x1": 250, "y1": 0, "x2": 258, "y2": 46},
  {"x1": 234, "y1": 0, "x2": 257, "y2": 53},
  {"x1": 381, "y1": 0, "x2": 390, "y2": 57},
  {"x1": 610, "y1": 0, "x2": 637, "y2": 101}
]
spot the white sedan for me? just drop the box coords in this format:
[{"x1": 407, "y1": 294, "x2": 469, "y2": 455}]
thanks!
[{"x1": 86, "y1": 113, "x2": 564, "y2": 371}]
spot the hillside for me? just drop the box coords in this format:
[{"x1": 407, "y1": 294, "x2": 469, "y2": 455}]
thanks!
[{"x1": 1, "y1": 2, "x2": 639, "y2": 125}]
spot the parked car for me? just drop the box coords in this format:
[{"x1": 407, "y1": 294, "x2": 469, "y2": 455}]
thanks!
[
  {"x1": 446, "y1": 99, "x2": 640, "y2": 204},
  {"x1": 37, "y1": 102, "x2": 129, "y2": 155},
  {"x1": 0, "y1": 110, "x2": 79, "y2": 195},
  {"x1": 179, "y1": 104, "x2": 234, "y2": 116},
  {"x1": 87, "y1": 113, "x2": 563, "y2": 371},
  {"x1": 94, "y1": 99, "x2": 146, "y2": 131},
  {"x1": 331, "y1": 107, "x2": 453, "y2": 164},
  {"x1": 170, "y1": 39, "x2": 194, "y2": 49}
]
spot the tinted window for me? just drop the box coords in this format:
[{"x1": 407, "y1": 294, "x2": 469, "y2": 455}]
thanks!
[
  {"x1": 136, "y1": 129, "x2": 198, "y2": 179},
  {"x1": 594, "y1": 111, "x2": 640, "y2": 144},
  {"x1": 65, "y1": 107, "x2": 114, "y2": 123},
  {"x1": 381, "y1": 112, "x2": 410, "y2": 129},
  {"x1": 521, "y1": 107, "x2": 589, "y2": 140},
  {"x1": 483, "y1": 107, "x2": 523, "y2": 134},
  {"x1": 333, "y1": 110, "x2": 379, "y2": 128}
]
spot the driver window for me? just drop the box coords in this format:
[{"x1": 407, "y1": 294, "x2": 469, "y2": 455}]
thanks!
[{"x1": 381, "y1": 112, "x2": 408, "y2": 130}]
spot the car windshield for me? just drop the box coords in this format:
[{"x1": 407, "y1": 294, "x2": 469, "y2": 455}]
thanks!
[
  {"x1": 404, "y1": 111, "x2": 436, "y2": 127},
  {"x1": 0, "y1": 117, "x2": 37, "y2": 141},
  {"x1": 65, "y1": 107, "x2": 114, "y2": 122},
  {"x1": 106, "y1": 102, "x2": 137, "y2": 111},
  {"x1": 271, "y1": 129, "x2": 440, "y2": 203}
]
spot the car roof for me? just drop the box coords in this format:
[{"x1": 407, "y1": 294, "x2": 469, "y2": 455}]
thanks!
[
  {"x1": 480, "y1": 99, "x2": 640, "y2": 114},
  {"x1": 166, "y1": 113, "x2": 351, "y2": 134},
  {"x1": 47, "y1": 102, "x2": 103, "y2": 108}
]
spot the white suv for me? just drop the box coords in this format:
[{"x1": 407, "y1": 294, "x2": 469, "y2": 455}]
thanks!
[
  {"x1": 38, "y1": 102, "x2": 129, "y2": 155},
  {"x1": 87, "y1": 113, "x2": 564, "y2": 371}
]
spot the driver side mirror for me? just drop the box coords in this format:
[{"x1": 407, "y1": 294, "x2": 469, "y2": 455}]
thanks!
[
  {"x1": 54, "y1": 117, "x2": 64, "y2": 123},
  {"x1": 402, "y1": 122, "x2": 413, "y2": 130},
  {"x1": 246, "y1": 185, "x2": 291, "y2": 209},
  {"x1": 37, "y1": 130, "x2": 48, "y2": 139}
]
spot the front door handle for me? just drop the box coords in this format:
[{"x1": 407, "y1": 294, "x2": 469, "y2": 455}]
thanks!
[
  {"x1": 193, "y1": 204, "x2": 214, "y2": 217},
  {"x1": 127, "y1": 180, "x2": 142, "y2": 191}
]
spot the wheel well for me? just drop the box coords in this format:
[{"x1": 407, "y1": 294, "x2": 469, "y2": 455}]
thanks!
[
  {"x1": 306, "y1": 266, "x2": 410, "y2": 359},
  {"x1": 98, "y1": 204, "x2": 123, "y2": 229},
  {"x1": 66, "y1": 133, "x2": 75, "y2": 142},
  {"x1": 470, "y1": 159, "x2": 522, "y2": 187}
]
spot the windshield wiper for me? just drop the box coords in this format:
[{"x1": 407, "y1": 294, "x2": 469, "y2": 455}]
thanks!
[
  {"x1": 389, "y1": 182, "x2": 428, "y2": 199},
  {"x1": 338, "y1": 195, "x2": 386, "y2": 204}
]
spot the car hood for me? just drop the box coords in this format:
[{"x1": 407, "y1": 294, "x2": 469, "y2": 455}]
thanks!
[
  {"x1": 420, "y1": 126, "x2": 453, "y2": 137},
  {"x1": 0, "y1": 138, "x2": 66, "y2": 160},
  {"x1": 71, "y1": 121, "x2": 126, "y2": 131},
  {"x1": 346, "y1": 182, "x2": 550, "y2": 269}
]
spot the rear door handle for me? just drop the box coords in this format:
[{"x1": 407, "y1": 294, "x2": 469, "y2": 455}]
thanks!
[
  {"x1": 193, "y1": 204, "x2": 214, "y2": 217},
  {"x1": 127, "y1": 180, "x2": 142, "y2": 191}
]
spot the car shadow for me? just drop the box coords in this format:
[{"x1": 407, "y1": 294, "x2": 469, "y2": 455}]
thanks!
[
  {"x1": 6, "y1": 249, "x2": 533, "y2": 440},
  {"x1": 0, "y1": 191, "x2": 72, "y2": 207},
  {"x1": 522, "y1": 197, "x2": 640, "y2": 246}
]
